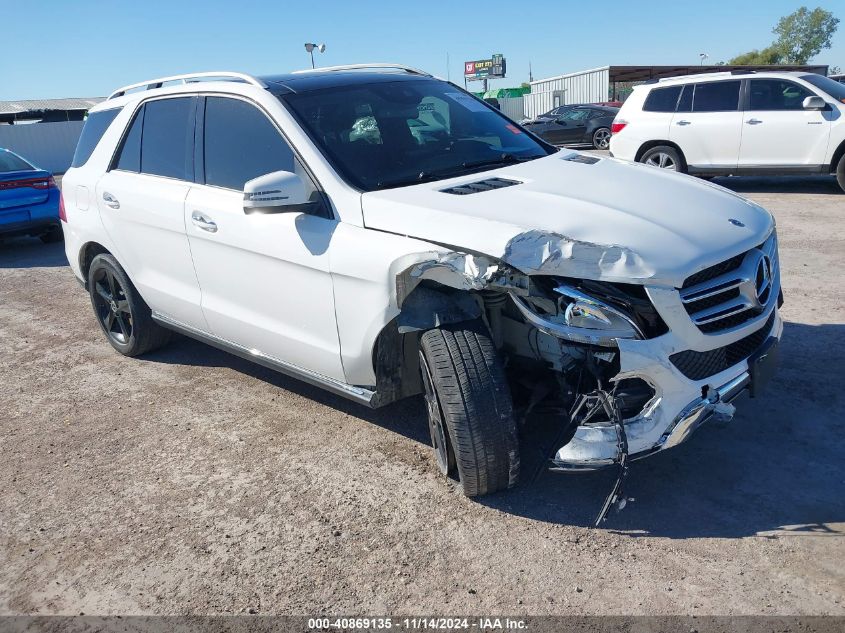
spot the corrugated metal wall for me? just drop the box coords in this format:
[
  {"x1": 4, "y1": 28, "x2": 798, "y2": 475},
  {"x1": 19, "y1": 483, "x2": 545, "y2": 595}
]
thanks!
[
  {"x1": 523, "y1": 66, "x2": 610, "y2": 118},
  {"x1": 0, "y1": 121, "x2": 83, "y2": 174},
  {"x1": 497, "y1": 97, "x2": 525, "y2": 121}
]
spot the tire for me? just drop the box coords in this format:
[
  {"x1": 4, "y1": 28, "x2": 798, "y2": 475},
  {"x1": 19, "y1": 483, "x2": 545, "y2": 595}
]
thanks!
[
  {"x1": 39, "y1": 226, "x2": 63, "y2": 243},
  {"x1": 640, "y1": 145, "x2": 685, "y2": 173},
  {"x1": 88, "y1": 253, "x2": 171, "y2": 357},
  {"x1": 836, "y1": 154, "x2": 845, "y2": 193},
  {"x1": 418, "y1": 320, "x2": 519, "y2": 497},
  {"x1": 592, "y1": 127, "x2": 611, "y2": 150}
]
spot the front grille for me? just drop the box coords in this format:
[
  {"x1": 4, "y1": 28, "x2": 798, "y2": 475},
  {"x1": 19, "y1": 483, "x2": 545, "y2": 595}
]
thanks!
[
  {"x1": 678, "y1": 233, "x2": 779, "y2": 334},
  {"x1": 682, "y1": 253, "x2": 745, "y2": 289},
  {"x1": 684, "y1": 288, "x2": 741, "y2": 314},
  {"x1": 670, "y1": 312, "x2": 776, "y2": 380}
]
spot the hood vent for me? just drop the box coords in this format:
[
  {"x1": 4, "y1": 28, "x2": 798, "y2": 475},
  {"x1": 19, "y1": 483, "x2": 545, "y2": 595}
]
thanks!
[
  {"x1": 561, "y1": 153, "x2": 600, "y2": 165},
  {"x1": 441, "y1": 177, "x2": 521, "y2": 195}
]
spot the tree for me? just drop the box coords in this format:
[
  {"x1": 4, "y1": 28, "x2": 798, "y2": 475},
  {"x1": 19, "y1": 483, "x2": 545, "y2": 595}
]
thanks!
[
  {"x1": 729, "y1": 6, "x2": 839, "y2": 65},
  {"x1": 730, "y1": 46, "x2": 785, "y2": 65},
  {"x1": 773, "y1": 6, "x2": 840, "y2": 63}
]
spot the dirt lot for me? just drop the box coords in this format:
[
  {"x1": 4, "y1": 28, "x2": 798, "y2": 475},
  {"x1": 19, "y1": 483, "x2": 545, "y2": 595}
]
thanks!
[{"x1": 1, "y1": 171, "x2": 844, "y2": 616}]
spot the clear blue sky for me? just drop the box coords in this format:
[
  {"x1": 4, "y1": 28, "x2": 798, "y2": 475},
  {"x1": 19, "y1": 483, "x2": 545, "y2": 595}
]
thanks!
[{"x1": 2, "y1": 0, "x2": 842, "y2": 100}]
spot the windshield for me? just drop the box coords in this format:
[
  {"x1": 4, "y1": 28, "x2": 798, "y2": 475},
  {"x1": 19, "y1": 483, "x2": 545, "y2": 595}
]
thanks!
[
  {"x1": 801, "y1": 74, "x2": 845, "y2": 103},
  {"x1": 281, "y1": 78, "x2": 553, "y2": 191}
]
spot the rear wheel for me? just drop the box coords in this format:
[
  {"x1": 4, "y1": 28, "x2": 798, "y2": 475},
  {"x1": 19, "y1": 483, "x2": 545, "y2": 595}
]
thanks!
[
  {"x1": 88, "y1": 254, "x2": 171, "y2": 356},
  {"x1": 640, "y1": 145, "x2": 685, "y2": 172},
  {"x1": 592, "y1": 127, "x2": 611, "y2": 150},
  {"x1": 418, "y1": 320, "x2": 519, "y2": 497},
  {"x1": 836, "y1": 154, "x2": 845, "y2": 193}
]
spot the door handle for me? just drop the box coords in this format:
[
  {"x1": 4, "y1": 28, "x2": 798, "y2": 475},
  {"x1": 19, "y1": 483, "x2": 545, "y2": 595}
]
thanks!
[
  {"x1": 675, "y1": 120, "x2": 691, "y2": 126},
  {"x1": 746, "y1": 118, "x2": 763, "y2": 125},
  {"x1": 191, "y1": 211, "x2": 218, "y2": 233},
  {"x1": 102, "y1": 192, "x2": 120, "y2": 209}
]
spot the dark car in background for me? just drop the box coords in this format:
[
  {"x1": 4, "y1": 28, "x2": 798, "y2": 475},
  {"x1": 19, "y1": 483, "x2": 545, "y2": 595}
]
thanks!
[
  {"x1": 523, "y1": 105, "x2": 618, "y2": 149},
  {"x1": 0, "y1": 148, "x2": 62, "y2": 243}
]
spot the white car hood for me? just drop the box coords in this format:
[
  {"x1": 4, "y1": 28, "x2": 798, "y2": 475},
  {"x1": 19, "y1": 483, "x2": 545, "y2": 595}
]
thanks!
[{"x1": 361, "y1": 152, "x2": 774, "y2": 288}]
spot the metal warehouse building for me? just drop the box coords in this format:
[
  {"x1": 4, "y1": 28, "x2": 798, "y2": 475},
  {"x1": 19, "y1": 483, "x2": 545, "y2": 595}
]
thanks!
[
  {"x1": 0, "y1": 97, "x2": 103, "y2": 173},
  {"x1": 523, "y1": 64, "x2": 829, "y2": 119}
]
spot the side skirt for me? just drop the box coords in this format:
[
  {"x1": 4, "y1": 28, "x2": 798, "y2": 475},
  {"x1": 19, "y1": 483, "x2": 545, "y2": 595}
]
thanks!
[
  {"x1": 151, "y1": 312, "x2": 378, "y2": 408},
  {"x1": 687, "y1": 164, "x2": 828, "y2": 176}
]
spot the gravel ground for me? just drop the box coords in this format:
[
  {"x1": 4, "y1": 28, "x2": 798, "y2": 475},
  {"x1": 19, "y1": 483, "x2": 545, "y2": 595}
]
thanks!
[{"x1": 1, "y1": 170, "x2": 843, "y2": 616}]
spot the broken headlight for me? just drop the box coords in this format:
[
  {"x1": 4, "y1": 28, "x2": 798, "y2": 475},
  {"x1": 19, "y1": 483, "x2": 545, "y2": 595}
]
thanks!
[
  {"x1": 510, "y1": 281, "x2": 646, "y2": 347},
  {"x1": 554, "y1": 283, "x2": 644, "y2": 341}
]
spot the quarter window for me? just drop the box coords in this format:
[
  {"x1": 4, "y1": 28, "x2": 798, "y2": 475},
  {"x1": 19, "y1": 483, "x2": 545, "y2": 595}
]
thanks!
[
  {"x1": 691, "y1": 80, "x2": 741, "y2": 112},
  {"x1": 203, "y1": 97, "x2": 295, "y2": 190},
  {"x1": 643, "y1": 85, "x2": 683, "y2": 112},
  {"x1": 748, "y1": 79, "x2": 814, "y2": 110},
  {"x1": 114, "y1": 106, "x2": 143, "y2": 172},
  {"x1": 71, "y1": 108, "x2": 121, "y2": 168}
]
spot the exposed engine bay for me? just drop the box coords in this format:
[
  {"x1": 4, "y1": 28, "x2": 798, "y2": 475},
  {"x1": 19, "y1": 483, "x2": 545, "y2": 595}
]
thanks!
[{"x1": 394, "y1": 246, "x2": 783, "y2": 524}]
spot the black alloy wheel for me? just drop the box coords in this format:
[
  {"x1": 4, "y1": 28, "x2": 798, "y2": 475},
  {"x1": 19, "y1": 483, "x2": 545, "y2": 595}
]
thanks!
[{"x1": 91, "y1": 266, "x2": 133, "y2": 345}]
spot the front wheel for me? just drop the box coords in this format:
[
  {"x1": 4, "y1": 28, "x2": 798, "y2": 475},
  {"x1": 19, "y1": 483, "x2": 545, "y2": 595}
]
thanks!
[
  {"x1": 836, "y1": 154, "x2": 845, "y2": 193},
  {"x1": 640, "y1": 145, "x2": 685, "y2": 172},
  {"x1": 592, "y1": 127, "x2": 611, "y2": 150},
  {"x1": 418, "y1": 320, "x2": 519, "y2": 497},
  {"x1": 88, "y1": 254, "x2": 171, "y2": 357}
]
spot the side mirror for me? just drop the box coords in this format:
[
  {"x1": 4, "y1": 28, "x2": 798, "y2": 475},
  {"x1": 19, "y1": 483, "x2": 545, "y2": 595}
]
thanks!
[
  {"x1": 555, "y1": 119, "x2": 568, "y2": 126},
  {"x1": 803, "y1": 96, "x2": 826, "y2": 110},
  {"x1": 243, "y1": 170, "x2": 309, "y2": 214}
]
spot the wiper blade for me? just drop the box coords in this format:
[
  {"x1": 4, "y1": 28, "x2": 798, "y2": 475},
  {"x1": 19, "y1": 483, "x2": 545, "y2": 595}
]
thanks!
[
  {"x1": 422, "y1": 153, "x2": 538, "y2": 180},
  {"x1": 374, "y1": 153, "x2": 542, "y2": 190}
]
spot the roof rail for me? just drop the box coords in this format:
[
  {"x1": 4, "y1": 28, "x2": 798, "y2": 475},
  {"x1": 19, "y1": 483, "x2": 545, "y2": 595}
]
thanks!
[
  {"x1": 291, "y1": 63, "x2": 430, "y2": 76},
  {"x1": 108, "y1": 72, "x2": 267, "y2": 100},
  {"x1": 730, "y1": 69, "x2": 757, "y2": 75}
]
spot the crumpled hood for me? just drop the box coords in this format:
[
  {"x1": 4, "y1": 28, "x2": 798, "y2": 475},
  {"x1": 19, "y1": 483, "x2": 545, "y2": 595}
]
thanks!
[{"x1": 361, "y1": 152, "x2": 774, "y2": 287}]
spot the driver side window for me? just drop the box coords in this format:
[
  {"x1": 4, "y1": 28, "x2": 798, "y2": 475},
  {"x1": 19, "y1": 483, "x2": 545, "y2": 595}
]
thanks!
[
  {"x1": 203, "y1": 97, "x2": 296, "y2": 191},
  {"x1": 560, "y1": 109, "x2": 590, "y2": 122},
  {"x1": 748, "y1": 79, "x2": 815, "y2": 111}
]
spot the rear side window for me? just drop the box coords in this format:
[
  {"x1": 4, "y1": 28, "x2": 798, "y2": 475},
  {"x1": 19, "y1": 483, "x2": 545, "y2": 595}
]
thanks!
[
  {"x1": 676, "y1": 84, "x2": 693, "y2": 112},
  {"x1": 0, "y1": 150, "x2": 34, "y2": 172},
  {"x1": 71, "y1": 108, "x2": 121, "y2": 168},
  {"x1": 692, "y1": 81, "x2": 741, "y2": 112},
  {"x1": 139, "y1": 98, "x2": 194, "y2": 180},
  {"x1": 202, "y1": 97, "x2": 295, "y2": 190},
  {"x1": 114, "y1": 106, "x2": 144, "y2": 172},
  {"x1": 748, "y1": 79, "x2": 814, "y2": 111},
  {"x1": 642, "y1": 85, "x2": 682, "y2": 112}
]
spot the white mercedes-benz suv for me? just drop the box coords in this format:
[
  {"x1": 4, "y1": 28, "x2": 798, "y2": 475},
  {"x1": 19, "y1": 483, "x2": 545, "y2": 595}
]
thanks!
[
  {"x1": 609, "y1": 70, "x2": 845, "y2": 191},
  {"x1": 61, "y1": 65, "x2": 783, "y2": 505}
]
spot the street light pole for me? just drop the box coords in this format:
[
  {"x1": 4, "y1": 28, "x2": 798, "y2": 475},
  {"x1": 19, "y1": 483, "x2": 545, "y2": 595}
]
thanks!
[{"x1": 304, "y1": 43, "x2": 326, "y2": 69}]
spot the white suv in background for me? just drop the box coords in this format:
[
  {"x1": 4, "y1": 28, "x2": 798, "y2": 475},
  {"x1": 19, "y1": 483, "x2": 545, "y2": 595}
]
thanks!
[
  {"x1": 609, "y1": 70, "x2": 845, "y2": 191},
  {"x1": 61, "y1": 66, "x2": 783, "y2": 508}
]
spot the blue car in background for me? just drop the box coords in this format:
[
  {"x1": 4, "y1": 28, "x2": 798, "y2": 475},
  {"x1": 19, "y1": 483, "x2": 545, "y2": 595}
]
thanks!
[{"x1": 0, "y1": 148, "x2": 63, "y2": 243}]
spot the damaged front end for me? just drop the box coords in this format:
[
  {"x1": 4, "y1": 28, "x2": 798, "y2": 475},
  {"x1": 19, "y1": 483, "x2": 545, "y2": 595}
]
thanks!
[{"x1": 392, "y1": 230, "x2": 782, "y2": 522}]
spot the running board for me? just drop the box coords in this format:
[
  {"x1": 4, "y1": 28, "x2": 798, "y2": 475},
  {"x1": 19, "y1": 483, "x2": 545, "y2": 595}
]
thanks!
[{"x1": 151, "y1": 312, "x2": 377, "y2": 408}]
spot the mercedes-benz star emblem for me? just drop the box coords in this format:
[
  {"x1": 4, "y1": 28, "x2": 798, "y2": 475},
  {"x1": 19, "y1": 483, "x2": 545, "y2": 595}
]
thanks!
[{"x1": 755, "y1": 255, "x2": 772, "y2": 302}]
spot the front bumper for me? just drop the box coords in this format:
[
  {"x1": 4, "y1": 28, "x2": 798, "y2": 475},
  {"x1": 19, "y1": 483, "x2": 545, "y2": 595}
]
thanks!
[{"x1": 551, "y1": 306, "x2": 783, "y2": 471}]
